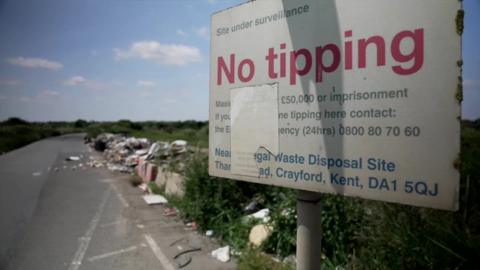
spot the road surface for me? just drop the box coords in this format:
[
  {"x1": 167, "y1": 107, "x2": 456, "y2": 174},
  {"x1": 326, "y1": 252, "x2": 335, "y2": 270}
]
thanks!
[{"x1": 0, "y1": 134, "x2": 235, "y2": 270}]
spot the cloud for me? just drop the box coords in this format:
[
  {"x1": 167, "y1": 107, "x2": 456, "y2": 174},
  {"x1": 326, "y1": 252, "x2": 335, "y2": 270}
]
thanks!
[
  {"x1": 7, "y1": 57, "x2": 63, "y2": 70},
  {"x1": 114, "y1": 41, "x2": 202, "y2": 66},
  {"x1": 64, "y1": 75, "x2": 87, "y2": 86},
  {"x1": 195, "y1": 27, "x2": 209, "y2": 39},
  {"x1": 63, "y1": 75, "x2": 110, "y2": 91},
  {"x1": 207, "y1": 0, "x2": 218, "y2": 4},
  {"x1": 176, "y1": 29, "x2": 188, "y2": 37},
  {"x1": 139, "y1": 89, "x2": 153, "y2": 98},
  {"x1": 164, "y1": 98, "x2": 177, "y2": 104},
  {"x1": 138, "y1": 80, "x2": 155, "y2": 87},
  {"x1": 84, "y1": 81, "x2": 111, "y2": 91},
  {"x1": 0, "y1": 79, "x2": 21, "y2": 86},
  {"x1": 19, "y1": 96, "x2": 32, "y2": 102},
  {"x1": 18, "y1": 90, "x2": 60, "y2": 103},
  {"x1": 41, "y1": 90, "x2": 60, "y2": 96}
]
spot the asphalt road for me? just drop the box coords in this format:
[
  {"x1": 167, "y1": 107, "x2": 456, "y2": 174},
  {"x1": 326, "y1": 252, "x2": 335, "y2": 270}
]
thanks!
[
  {"x1": 0, "y1": 134, "x2": 236, "y2": 270},
  {"x1": 0, "y1": 134, "x2": 162, "y2": 270}
]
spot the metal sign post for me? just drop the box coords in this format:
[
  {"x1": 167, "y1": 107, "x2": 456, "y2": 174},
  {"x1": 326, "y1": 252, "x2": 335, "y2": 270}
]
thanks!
[{"x1": 297, "y1": 191, "x2": 322, "y2": 269}]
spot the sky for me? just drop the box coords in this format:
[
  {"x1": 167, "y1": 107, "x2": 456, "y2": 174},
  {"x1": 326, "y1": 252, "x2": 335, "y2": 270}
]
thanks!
[{"x1": 0, "y1": 0, "x2": 479, "y2": 122}]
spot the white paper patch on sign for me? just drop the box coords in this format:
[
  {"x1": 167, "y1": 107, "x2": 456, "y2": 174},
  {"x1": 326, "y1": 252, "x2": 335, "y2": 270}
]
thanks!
[{"x1": 230, "y1": 83, "x2": 279, "y2": 177}]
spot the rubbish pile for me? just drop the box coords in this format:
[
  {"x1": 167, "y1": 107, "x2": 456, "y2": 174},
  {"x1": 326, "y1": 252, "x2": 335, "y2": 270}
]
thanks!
[{"x1": 88, "y1": 133, "x2": 189, "y2": 175}]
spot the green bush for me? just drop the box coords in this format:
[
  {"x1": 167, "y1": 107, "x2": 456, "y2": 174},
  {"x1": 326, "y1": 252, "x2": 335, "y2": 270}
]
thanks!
[
  {"x1": 0, "y1": 117, "x2": 29, "y2": 126},
  {"x1": 238, "y1": 248, "x2": 294, "y2": 270},
  {"x1": 348, "y1": 124, "x2": 480, "y2": 269},
  {"x1": 178, "y1": 153, "x2": 250, "y2": 249},
  {"x1": 171, "y1": 121, "x2": 480, "y2": 269},
  {"x1": 74, "y1": 119, "x2": 89, "y2": 128},
  {"x1": 261, "y1": 190, "x2": 296, "y2": 258},
  {"x1": 0, "y1": 125, "x2": 60, "y2": 153}
]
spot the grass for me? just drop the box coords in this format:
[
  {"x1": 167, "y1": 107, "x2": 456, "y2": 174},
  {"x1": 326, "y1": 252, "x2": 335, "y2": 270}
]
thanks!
[
  {"x1": 0, "y1": 119, "x2": 81, "y2": 153},
  {"x1": 130, "y1": 126, "x2": 208, "y2": 148},
  {"x1": 147, "y1": 182, "x2": 163, "y2": 195},
  {"x1": 161, "y1": 120, "x2": 480, "y2": 269},
  {"x1": 2, "y1": 117, "x2": 478, "y2": 269},
  {"x1": 0, "y1": 117, "x2": 209, "y2": 154},
  {"x1": 238, "y1": 248, "x2": 294, "y2": 270}
]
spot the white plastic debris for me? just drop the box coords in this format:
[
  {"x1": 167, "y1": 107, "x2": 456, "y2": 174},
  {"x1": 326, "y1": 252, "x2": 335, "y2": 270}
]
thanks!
[
  {"x1": 125, "y1": 154, "x2": 139, "y2": 166},
  {"x1": 66, "y1": 156, "x2": 80, "y2": 161},
  {"x1": 170, "y1": 140, "x2": 187, "y2": 154},
  {"x1": 107, "y1": 163, "x2": 129, "y2": 173},
  {"x1": 32, "y1": 172, "x2": 42, "y2": 176},
  {"x1": 138, "y1": 183, "x2": 148, "y2": 192},
  {"x1": 147, "y1": 143, "x2": 160, "y2": 156},
  {"x1": 205, "y1": 230, "x2": 214, "y2": 237},
  {"x1": 249, "y1": 224, "x2": 272, "y2": 247},
  {"x1": 211, "y1": 246, "x2": 230, "y2": 262},
  {"x1": 248, "y1": 208, "x2": 270, "y2": 223},
  {"x1": 143, "y1": 194, "x2": 168, "y2": 205},
  {"x1": 135, "y1": 149, "x2": 148, "y2": 156}
]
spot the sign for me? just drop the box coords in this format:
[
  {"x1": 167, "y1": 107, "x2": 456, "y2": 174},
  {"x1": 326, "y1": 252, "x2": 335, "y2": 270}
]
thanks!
[{"x1": 209, "y1": 0, "x2": 461, "y2": 210}]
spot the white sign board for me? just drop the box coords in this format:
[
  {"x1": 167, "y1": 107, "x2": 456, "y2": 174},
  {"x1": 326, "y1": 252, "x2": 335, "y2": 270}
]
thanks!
[{"x1": 209, "y1": 0, "x2": 461, "y2": 210}]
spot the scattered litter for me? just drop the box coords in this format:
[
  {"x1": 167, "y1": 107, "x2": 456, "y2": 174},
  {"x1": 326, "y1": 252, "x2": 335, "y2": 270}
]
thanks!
[
  {"x1": 281, "y1": 208, "x2": 294, "y2": 217},
  {"x1": 143, "y1": 194, "x2": 168, "y2": 205},
  {"x1": 170, "y1": 140, "x2": 187, "y2": 154},
  {"x1": 147, "y1": 142, "x2": 160, "y2": 157},
  {"x1": 136, "y1": 224, "x2": 145, "y2": 229},
  {"x1": 244, "y1": 200, "x2": 262, "y2": 214},
  {"x1": 107, "y1": 164, "x2": 129, "y2": 173},
  {"x1": 135, "y1": 149, "x2": 148, "y2": 156},
  {"x1": 249, "y1": 224, "x2": 272, "y2": 247},
  {"x1": 138, "y1": 183, "x2": 148, "y2": 192},
  {"x1": 211, "y1": 246, "x2": 230, "y2": 262},
  {"x1": 66, "y1": 156, "x2": 80, "y2": 161},
  {"x1": 163, "y1": 207, "x2": 178, "y2": 217},
  {"x1": 205, "y1": 230, "x2": 214, "y2": 237},
  {"x1": 247, "y1": 208, "x2": 270, "y2": 223},
  {"x1": 88, "y1": 133, "x2": 192, "y2": 175},
  {"x1": 174, "y1": 247, "x2": 202, "y2": 268},
  {"x1": 169, "y1": 237, "x2": 186, "y2": 247},
  {"x1": 185, "y1": 221, "x2": 198, "y2": 230},
  {"x1": 283, "y1": 254, "x2": 297, "y2": 265},
  {"x1": 125, "y1": 155, "x2": 139, "y2": 166},
  {"x1": 174, "y1": 247, "x2": 202, "y2": 258},
  {"x1": 176, "y1": 257, "x2": 191, "y2": 269},
  {"x1": 231, "y1": 249, "x2": 242, "y2": 257},
  {"x1": 32, "y1": 172, "x2": 42, "y2": 176},
  {"x1": 86, "y1": 159, "x2": 104, "y2": 168}
]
